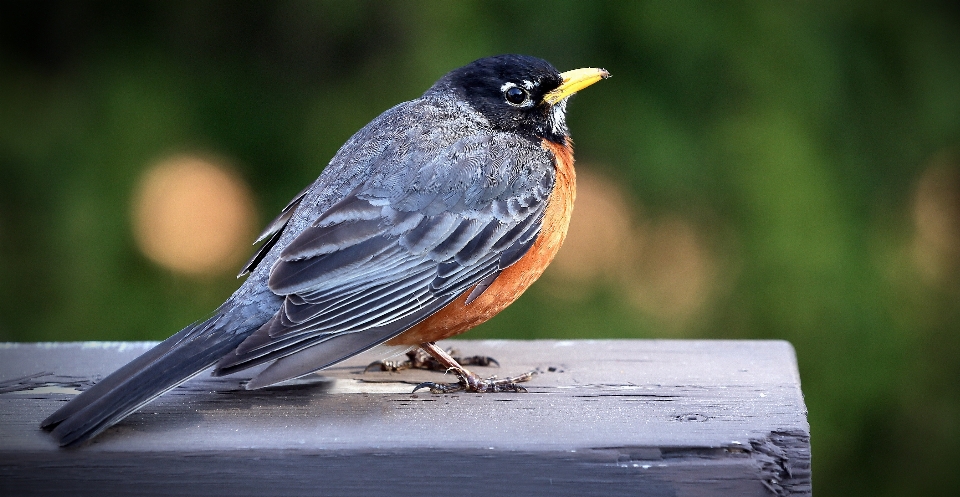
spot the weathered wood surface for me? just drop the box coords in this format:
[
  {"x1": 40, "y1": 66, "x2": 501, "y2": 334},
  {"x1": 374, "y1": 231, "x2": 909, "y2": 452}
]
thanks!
[{"x1": 0, "y1": 340, "x2": 810, "y2": 496}]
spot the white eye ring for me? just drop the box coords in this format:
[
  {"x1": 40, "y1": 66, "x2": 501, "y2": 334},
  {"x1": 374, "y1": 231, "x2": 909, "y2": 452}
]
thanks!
[{"x1": 501, "y1": 82, "x2": 533, "y2": 108}]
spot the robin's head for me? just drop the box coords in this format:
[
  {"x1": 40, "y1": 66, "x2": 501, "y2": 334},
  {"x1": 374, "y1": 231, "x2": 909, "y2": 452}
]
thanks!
[{"x1": 429, "y1": 54, "x2": 609, "y2": 144}]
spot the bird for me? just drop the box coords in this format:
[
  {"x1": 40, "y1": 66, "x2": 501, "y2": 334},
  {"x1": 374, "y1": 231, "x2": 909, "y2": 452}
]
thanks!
[{"x1": 40, "y1": 54, "x2": 609, "y2": 447}]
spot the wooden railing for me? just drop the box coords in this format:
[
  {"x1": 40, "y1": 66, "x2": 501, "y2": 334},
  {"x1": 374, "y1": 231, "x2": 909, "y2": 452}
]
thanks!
[{"x1": 0, "y1": 340, "x2": 811, "y2": 496}]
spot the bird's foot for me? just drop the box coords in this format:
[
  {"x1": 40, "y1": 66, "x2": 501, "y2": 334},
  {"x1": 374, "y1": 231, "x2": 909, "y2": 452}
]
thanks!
[
  {"x1": 364, "y1": 347, "x2": 499, "y2": 373},
  {"x1": 413, "y1": 369, "x2": 534, "y2": 394},
  {"x1": 364, "y1": 342, "x2": 529, "y2": 393}
]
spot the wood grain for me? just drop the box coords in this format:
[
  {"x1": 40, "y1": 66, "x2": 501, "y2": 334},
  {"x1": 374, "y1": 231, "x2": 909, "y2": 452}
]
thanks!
[{"x1": 0, "y1": 340, "x2": 811, "y2": 496}]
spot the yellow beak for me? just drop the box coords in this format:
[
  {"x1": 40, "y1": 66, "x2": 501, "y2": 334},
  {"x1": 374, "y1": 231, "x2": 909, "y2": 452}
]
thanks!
[{"x1": 543, "y1": 67, "x2": 610, "y2": 106}]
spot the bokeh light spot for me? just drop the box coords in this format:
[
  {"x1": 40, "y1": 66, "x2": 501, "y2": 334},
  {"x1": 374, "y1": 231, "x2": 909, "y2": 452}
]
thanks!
[
  {"x1": 132, "y1": 154, "x2": 256, "y2": 277},
  {"x1": 549, "y1": 169, "x2": 718, "y2": 329},
  {"x1": 911, "y1": 153, "x2": 960, "y2": 283},
  {"x1": 550, "y1": 169, "x2": 635, "y2": 283}
]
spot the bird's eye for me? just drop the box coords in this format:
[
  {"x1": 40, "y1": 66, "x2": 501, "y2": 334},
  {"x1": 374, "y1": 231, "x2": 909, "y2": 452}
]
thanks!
[{"x1": 504, "y1": 86, "x2": 529, "y2": 105}]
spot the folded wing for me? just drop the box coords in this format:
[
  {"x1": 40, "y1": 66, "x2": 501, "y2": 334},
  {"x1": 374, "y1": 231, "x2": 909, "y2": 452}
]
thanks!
[{"x1": 215, "y1": 132, "x2": 554, "y2": 387}]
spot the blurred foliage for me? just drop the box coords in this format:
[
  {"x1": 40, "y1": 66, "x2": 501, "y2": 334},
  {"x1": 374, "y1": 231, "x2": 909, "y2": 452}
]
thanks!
[{"x1": 2, "y1": 1, "x2": 960, "y2": 495}]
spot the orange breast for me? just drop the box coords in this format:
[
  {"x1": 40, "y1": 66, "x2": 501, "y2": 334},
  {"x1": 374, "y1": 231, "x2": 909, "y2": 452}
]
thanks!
[{"x1": 388, "y1": 139, "x2": 576, "y2": 346}]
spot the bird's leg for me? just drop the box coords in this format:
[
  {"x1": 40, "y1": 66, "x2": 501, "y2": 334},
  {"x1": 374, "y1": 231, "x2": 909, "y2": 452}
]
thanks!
[
  {"x1": 364, "y1": 345, "x2": 499, "y2": 373},
  {"x1": 412, "y1": 342, "x2": 533, "y2": 394}
]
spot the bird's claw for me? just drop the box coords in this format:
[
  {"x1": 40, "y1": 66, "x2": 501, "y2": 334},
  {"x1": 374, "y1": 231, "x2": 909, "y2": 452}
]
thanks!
[
  {"x1": 412, "y1": 370, "x2": 533, "y2": 394},
  {"x1": 457, "y1": 355, "x2": 500, "y2": 368},
  {"x1": 366, "y1": 348, "x2": 500, "y2": 373}
]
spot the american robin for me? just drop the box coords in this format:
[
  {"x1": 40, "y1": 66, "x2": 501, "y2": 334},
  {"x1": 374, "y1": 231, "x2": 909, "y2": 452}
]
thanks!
[{"x1": 41, "y1": 54, "x2": 609, "y2": 446}]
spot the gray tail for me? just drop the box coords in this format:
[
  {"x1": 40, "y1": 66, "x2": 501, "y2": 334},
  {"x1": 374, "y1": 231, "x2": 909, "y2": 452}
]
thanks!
[{"x1": 40, "y1": 312, "x2": 256, "y2": 447}]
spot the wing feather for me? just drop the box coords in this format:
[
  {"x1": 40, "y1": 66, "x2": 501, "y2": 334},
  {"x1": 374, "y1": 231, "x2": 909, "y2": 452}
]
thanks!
[
  {"x1": 216, "y1": 130, "x2": 556, "y2": 385},
  {"x1": 237, "y1": 188, "x2": 309, "y2": 276}
]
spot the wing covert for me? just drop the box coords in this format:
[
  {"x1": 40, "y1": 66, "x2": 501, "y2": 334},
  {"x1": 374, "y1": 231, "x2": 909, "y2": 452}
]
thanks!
[{"x1": 216, "y1": 126, "x2": 555, "y2": 383}]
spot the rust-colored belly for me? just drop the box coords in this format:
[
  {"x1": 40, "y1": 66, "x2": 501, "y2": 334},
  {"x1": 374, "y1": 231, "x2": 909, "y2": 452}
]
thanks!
[{"x1": 388, "y1": 139, "x2": 576, "y2": 346}]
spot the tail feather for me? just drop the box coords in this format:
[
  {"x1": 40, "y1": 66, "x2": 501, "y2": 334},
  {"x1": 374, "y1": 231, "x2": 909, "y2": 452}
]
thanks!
[{"x1": 41, "y1": 313, "x2": 258, "y2": 447}]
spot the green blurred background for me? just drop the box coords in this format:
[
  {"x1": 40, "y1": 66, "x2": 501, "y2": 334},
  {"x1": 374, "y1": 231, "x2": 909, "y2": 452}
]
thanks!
[{"x1": 2, "y1": 1, "x2": 959, "y2": 495}]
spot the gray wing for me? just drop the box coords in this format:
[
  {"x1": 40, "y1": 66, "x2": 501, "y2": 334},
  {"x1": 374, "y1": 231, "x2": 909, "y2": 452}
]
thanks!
[{"x1": 215, "y1": 132, "x2": 554, "y2": 387}]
